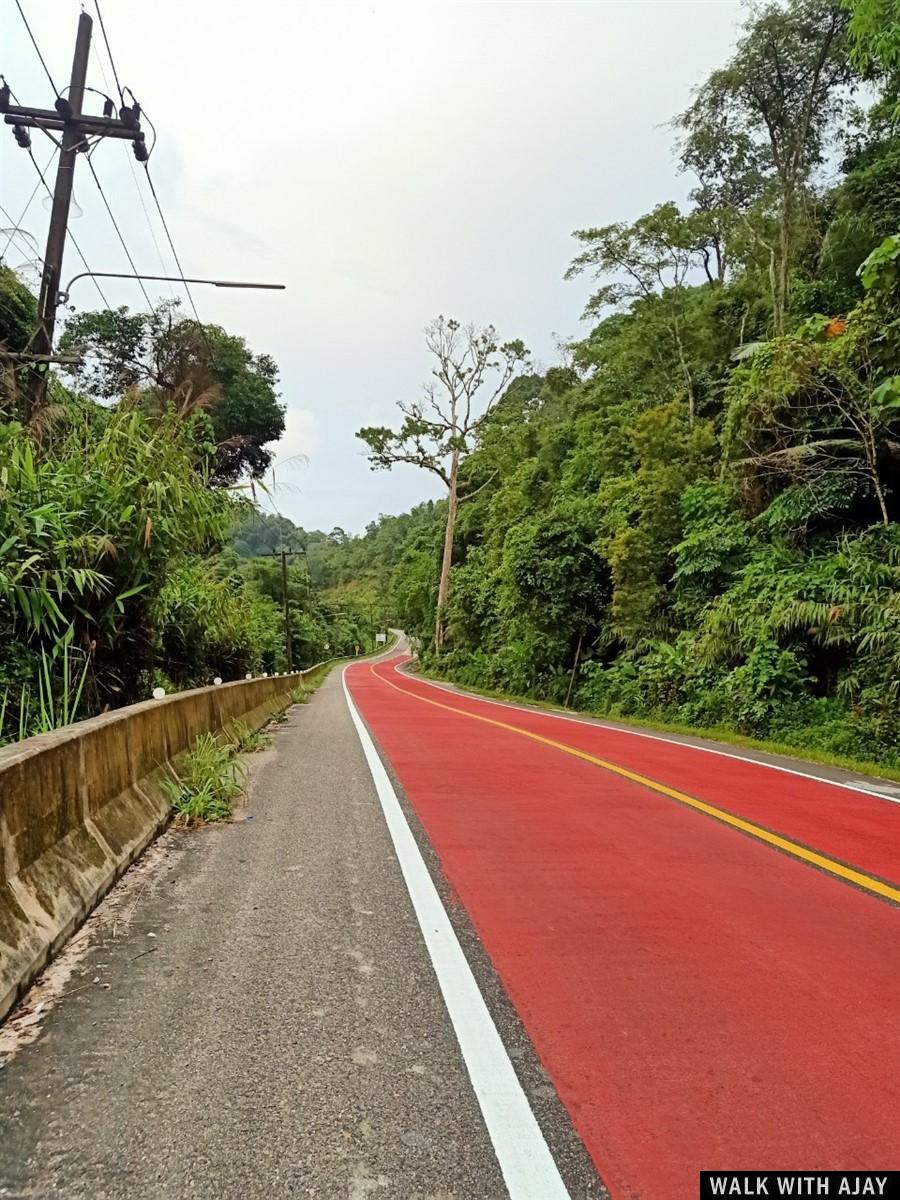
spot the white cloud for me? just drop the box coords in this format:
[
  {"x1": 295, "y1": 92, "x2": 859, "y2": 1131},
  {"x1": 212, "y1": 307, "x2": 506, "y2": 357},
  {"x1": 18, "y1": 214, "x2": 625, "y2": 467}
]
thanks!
[{"x1": 2, "y1": 0, "x2": 743, "y2": 532}]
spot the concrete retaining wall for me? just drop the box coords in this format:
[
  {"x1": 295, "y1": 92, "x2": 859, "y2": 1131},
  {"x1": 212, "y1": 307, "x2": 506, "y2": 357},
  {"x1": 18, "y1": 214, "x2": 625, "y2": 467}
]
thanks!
[{"x1": 0, "y1": 669, "x2": 315, "y2": 1022}]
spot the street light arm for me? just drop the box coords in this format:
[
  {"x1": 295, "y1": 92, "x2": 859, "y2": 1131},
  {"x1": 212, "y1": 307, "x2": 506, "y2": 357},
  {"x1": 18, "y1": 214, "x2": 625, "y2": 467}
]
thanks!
[{"x1": 59, "y1": 271, "x2": 286, "y2": 304}]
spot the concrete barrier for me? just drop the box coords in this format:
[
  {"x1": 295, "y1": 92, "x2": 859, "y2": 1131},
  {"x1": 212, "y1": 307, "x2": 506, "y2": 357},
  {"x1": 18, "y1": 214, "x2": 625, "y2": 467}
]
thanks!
[{"x1": 0, "y1": 669, "x2": 313, "y2": 1022}]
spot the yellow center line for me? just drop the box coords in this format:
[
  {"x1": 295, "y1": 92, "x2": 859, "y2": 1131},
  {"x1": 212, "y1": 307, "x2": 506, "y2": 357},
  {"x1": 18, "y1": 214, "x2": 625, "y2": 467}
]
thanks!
[{"x1": 368, "y1": 663, "x2": 900, "y2": 907}]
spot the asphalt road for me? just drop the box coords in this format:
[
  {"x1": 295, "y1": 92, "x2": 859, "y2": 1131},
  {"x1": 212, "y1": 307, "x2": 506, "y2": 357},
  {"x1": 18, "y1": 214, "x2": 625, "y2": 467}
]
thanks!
[
  {"x1": 3, "y1": 649, "x2": 898, "y2": 1199},
  {"x1": 346, "y1": 653, "x2": 900, "y2": 1199},
  {"x1": 0, "y1": 662, "x2": 601, "y2": 1199}
]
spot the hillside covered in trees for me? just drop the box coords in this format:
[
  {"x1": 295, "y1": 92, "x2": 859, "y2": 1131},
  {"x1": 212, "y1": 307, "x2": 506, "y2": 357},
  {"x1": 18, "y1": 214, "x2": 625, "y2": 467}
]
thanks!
[
  {"x1": 4, "y1": 0, "x2": 900, "y2": 773},
  {"x1": 319, "y1": 0, "x2": 900, "y2": 768},
  {"x1": 0, "y1": 290, "x2": 372, "y2": 744}
]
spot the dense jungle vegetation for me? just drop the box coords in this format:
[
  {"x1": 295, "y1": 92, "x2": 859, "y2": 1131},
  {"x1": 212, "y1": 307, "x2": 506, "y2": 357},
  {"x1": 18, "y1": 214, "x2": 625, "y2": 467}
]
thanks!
[
  {"x1": 333, "y1": 0, "x2": 900, "y2": 767},
  {"x1": 4, "y1": 0, "x2": 900, "y2": 772},
  {"x1": 0, "y1": 291, "x2": 375, "y2": 745}
]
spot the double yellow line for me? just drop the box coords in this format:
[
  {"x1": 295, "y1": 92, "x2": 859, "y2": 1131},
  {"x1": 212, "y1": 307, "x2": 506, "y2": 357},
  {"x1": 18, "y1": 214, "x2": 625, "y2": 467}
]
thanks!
[{"x1": 370, "y1": 665, "x2": 900, "y2": 907}]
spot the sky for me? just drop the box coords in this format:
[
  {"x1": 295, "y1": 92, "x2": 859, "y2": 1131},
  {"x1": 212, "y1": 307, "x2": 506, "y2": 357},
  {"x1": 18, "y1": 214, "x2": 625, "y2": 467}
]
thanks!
[{"x1": 2, "y1": 0, "x2": 745, "y2": 534}]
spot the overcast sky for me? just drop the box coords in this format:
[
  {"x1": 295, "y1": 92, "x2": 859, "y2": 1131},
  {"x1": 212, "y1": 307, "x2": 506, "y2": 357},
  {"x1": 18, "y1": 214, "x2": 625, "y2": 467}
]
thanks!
[{"x1": 2, "y1": 0, "x2": 744, "y2": 533}]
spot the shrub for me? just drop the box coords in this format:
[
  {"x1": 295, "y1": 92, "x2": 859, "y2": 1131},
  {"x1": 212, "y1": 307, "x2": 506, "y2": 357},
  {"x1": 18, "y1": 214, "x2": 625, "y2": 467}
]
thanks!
[
  {"x1": 227, "y1": 718, "x2": 271, "y2": 754},
  {"x1": 160, "y1": 733, "x2": 245, "y2": 825}
]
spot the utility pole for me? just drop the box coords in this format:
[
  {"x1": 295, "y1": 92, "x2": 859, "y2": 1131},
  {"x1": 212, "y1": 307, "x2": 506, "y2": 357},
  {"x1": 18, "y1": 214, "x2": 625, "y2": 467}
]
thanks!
[
  {"x1": 280, "y1": 549, "x2": 294, "y2": 674},
  {"x1": 1, "y1": 12, "x2": 147, "y2": 418}
]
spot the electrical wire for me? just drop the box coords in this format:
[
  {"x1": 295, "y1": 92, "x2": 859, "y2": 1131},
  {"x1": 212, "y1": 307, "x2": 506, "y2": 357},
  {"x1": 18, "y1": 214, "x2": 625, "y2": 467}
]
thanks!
[
  {"x1": 10, "y1": 4, "x2": 202, "y2": 343},
  {"x1": 91, "y1": 10, "x2": 182, "y2": 323},
  {"x1": 0, "y1": 203, "x2": 44, "y2": 269},
  {"x1": 142, "y1": 163, "x2": 210, "y2": 340},
  {"x1": 92, "y1": 52, "x2": 175, "y2": 299},
  {"x1": 130, "y1": 160, "x2": 175, "y2": 298},
  {"x1": 92, "y1": 0, "x2": 124, "y2": 105},
  {"x1": 125, "y1": 88, "x2": 156, "y2": 158},
  {"x1": 26, "y1": 147, "x2": 112, "y2": 310},
  {"x1": 0, "y1": 147, "x2": 53, "y2": 262},
  {"x1": 83, "y1": 154, "x2": 154, "y2": 309},
  {"x1": 1, "y1": 76, "x2": 63, "y2": 149},
  {"x1": 12, "y1": 0, "x2": 58, "y2": 96}
]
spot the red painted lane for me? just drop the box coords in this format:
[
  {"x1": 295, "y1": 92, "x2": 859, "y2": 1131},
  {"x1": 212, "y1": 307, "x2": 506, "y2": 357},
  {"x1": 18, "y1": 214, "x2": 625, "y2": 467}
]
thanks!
[
  {"x1": 382, "y1": 658, "x2": 900, "y2": 888},
  {"x1": 346, "y1": 654, "x2": 900, "y2": 1199}
]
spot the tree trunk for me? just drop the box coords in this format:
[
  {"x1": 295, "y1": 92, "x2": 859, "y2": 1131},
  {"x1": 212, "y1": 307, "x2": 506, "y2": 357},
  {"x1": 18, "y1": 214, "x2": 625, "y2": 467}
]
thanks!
[
  {"x1": 863, "y1": 428, "x2": 890, "y2": 526},
  {"x1": 768, "y1": 245, "x2": 781, "y2": 337},
  {"x1": 774, "y1": 184, "x2": 793, "y2": 337},
  {"x1": 564, "y1": 631, "x2": 584, "y2": 708},
  {"x1": 434, "y1": 451, "x2": 459, "y2": 651}
]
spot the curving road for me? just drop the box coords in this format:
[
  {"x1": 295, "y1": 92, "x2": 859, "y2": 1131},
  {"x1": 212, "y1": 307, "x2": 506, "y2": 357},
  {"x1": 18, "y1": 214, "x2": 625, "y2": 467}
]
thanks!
[
  {"x1": 1, "y1": 646, "x2": 897, "y2": 1199},
  {"x1": 345, "y1": 651, "x2": 900, "y2": 1198}
]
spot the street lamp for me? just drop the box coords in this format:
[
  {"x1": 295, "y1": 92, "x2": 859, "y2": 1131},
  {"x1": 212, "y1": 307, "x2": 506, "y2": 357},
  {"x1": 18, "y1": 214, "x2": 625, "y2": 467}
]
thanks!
[{"x1": 58, "y1": 271, "x2": 285, "y2": 305}]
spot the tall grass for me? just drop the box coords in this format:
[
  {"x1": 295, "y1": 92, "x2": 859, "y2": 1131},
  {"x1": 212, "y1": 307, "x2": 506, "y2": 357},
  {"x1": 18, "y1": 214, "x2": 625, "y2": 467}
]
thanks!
[
  {"x1": 0, "y1": 635, "x2": 91, "y2": 746},
  {"x1": 161, "y1": 732, "x2": 246, "y2": 826}
]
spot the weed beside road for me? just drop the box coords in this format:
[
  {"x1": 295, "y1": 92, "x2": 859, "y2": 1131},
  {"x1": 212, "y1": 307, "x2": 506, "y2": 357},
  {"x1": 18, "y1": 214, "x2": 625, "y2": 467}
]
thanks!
[{"x1": 161, "y1": 732, "x2": 247, "y2": 826}]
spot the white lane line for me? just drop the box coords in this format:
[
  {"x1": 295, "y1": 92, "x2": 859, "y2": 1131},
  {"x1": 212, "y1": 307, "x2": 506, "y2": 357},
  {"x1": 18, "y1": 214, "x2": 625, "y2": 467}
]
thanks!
[
  {"x1": 341, "y1": 667, "x2": 571, "y2": 1200},
  {"x1": 394, "y1": 662, "x2": 900, "y2": 809}
]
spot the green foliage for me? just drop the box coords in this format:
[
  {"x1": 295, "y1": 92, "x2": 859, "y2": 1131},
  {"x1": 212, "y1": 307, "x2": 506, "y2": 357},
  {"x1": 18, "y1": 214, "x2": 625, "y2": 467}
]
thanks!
[
  {"x1": 0, "y1": 285, "x2": 296, "y2": 742},
  {"x1": 672, "y1": 482, "x2": 750, "y2": 620},
  {"x1": 0, "y1": 405, "x2": 237, "y2": 730},
  {"x1": 846, "y1": 0, "x2": 900, "y2": 75},
  {"x1": 156, "y1": 557, "x2": 282, "y2": 685},
  {"x1": 0, "y1": 637, "x2": 91, "y2": 747},
  {"x1": 0, "y1": 266, "x2": 38, "y2": 357},
  {"x1": 858, "y1": 233, "x2": 900, "y2": 290},
  {"x1": 227, "y1": 718, "x2": 271, "y2": 754},
  {"x1": 161, "y1": 732, "x2": 246, "y2": 825},
  {"x1": 318, "y1": 0, "x2": 900, "y2": 771},
  {"x1": 58, "y1": 302, "x2": 285, "y2": 483}
]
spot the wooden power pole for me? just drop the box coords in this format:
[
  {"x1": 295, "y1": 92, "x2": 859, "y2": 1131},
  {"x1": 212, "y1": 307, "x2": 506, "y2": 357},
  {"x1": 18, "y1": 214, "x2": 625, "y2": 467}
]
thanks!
[
  {"x1": 0, "y1": 12, "x2": 147, "y2": 417},
  {"x1": 281, "y1": 549, "x2": 294, "y2": 674}
]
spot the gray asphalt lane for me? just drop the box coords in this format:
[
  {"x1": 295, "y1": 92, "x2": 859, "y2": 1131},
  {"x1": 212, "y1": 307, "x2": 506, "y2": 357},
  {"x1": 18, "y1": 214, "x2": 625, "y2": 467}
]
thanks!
[{"x1": 0, "y1": 669, "x2": 513, "y2": 1199}]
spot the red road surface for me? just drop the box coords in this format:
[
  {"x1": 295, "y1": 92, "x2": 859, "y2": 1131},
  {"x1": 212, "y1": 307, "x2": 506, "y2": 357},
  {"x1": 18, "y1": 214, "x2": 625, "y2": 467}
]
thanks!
[{"x1": 345, "y1": 653, "x2": 900, "y2": 1199}]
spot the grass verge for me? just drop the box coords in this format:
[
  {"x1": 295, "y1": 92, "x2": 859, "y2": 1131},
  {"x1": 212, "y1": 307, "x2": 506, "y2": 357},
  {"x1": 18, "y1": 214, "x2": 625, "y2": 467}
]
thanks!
[
  {"x1": 162, "y1": 640, "x2": 402, "y2": 826},
  {"x1": 409, "y1": 667, "x2": 900, "y2": 787},
  {"x1": 162, "y1": 708, "x2": 286, "y2": 825},
  {"x1": 227, "y1": 718, "x2": 272, "y2": 754}
]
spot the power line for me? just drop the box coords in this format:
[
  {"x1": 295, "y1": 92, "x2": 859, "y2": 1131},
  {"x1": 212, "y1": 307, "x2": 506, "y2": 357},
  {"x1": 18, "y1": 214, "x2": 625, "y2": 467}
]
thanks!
[
  {"x1": 1, "y1": 76, "x2": 63, "y2": 149},
  {"x1": 9, "y1": 10, "x2": 148, "y2": 414},
  {"x1": 87, "y1": 7, "x2": 199, "y2": 327},
  {"x1": 142, "y1": 163, "x2": 208, "y2": 335},
  {"x1": 0, "y1": 146, "x2": 54, "y2": 262},
  {"x1": 131, "y1": 160, "x2": 176, "y2": 298},
  {"x1": 84, "y1": 154, "x2": 154, "y2": 309},
  {"x1": 91, "y1": 42, "x2": 176, "y2": 300},
  {"x1": 0, "y1": 203, "x2": 44, "y2": 268},
  {"x1": 25, "y1": 147, "x2": 112, "y2": 310},
  {"x1": 12, "y1": 0, "x2": 59, "y2": 96},
  {"x1": 92, "y1": 0, "x2": 124, "y2": 105}
]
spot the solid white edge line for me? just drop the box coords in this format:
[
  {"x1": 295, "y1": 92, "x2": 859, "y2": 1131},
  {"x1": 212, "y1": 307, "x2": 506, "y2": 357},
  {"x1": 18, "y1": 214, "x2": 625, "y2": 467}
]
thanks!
[
  {"x1": 341, "y1": 666, "x2": 571, "y2": 1200},
  {"x1": 394, "y1": 662, "x2": 900, "y2": 808}
]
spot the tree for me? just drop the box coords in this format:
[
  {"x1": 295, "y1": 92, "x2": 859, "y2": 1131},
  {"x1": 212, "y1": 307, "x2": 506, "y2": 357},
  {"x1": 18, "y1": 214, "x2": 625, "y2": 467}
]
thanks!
[
  {"x1": 566, "y1": 203, "x2": 717, "y2": 418},
  {"x1": 357, "y1": 316, "x2": 529, "y2": 648},
  {"x1": 59, "y1": 301, "x2": 285, "y2": 482},
  {"x1": 0, "y1": 267, "x2": 39, "y2": 422},
  {"x1": 0, "y1": 405, "x2": 236, "y2": 719},
  {"x1": 0, "y1": 266, "x2": 37, "y2": 354},
  {"x1": 678, "y1": 0, "x2": 856, "y2": 333}
]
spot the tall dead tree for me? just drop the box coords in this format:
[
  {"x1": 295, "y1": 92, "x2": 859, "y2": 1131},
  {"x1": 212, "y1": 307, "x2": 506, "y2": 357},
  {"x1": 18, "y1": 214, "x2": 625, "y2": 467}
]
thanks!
[{"x1": 357, "y1": 316, "x2": 529, "y2": 650}]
